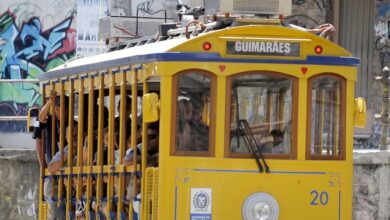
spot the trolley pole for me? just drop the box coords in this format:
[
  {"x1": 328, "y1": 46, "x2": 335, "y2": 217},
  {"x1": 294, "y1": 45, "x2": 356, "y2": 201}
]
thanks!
[{"x1": 376, "y1": 66, "x2": 390, "y2": 150}]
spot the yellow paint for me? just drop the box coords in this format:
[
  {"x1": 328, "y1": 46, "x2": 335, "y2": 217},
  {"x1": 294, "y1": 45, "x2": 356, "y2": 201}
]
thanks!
[{"x1": 35, "y1": 24, "x2": 358, "y2": 220}]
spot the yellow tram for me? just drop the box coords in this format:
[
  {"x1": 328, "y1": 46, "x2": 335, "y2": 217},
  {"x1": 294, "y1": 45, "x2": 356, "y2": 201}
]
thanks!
[{"x1": 29, "y1": 17, "x2": 366, "y2": 220}]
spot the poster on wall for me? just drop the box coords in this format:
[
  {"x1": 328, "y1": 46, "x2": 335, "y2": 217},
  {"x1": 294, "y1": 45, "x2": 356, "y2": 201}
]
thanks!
[{"x1": 77, "y1": 0, "x2": 108, "y2": 57}]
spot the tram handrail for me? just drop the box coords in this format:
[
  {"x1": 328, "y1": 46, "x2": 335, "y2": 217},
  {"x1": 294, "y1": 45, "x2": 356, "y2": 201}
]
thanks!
[{"x1": 0, "y1": 79, "x2": 38, "y2": 83}]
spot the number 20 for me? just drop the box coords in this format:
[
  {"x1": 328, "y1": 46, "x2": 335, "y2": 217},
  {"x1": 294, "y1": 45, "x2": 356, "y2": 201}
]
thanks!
[{"x1": 310, "y1": 190, "x2": 329, "y2": 205}]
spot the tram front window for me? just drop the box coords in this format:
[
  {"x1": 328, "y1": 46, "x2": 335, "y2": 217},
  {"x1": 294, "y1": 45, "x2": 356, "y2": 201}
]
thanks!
[
  {"x1": 228, "y1": 73, "x2": 295, "y2": 157},
  {"x1": 174, "y1": 72, "x2": 214, "y2": 155}
]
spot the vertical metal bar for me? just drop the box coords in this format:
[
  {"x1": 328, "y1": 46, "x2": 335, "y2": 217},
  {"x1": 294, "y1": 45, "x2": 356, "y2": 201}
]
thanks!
[
  {"x1": 141, "y1": 79, "x2": 149, "y2": 219},
  {"x1": 39, "y1": 84, "x2": 46, "y2": 203},
  {"x1": 58, "y1": 80, "x2": 65, "y2": 207},
  {"x1": 96, "y1": 72, "x2": 105, "y2": 216},
  {"x1": 66, "y1": 79, "x2": 75, "y2": 218},
  {"x1": 51, "y1": 82, "x2": 56, "y2": 159},
  {"x1": 86, "y1": 75, "x2": 95, "y2": 219},
  {"x1": 76, "y1": 77, "x2": 85, "y2": 207},
  {"x1": 117, "y1": 68, "x2": 128, "y2": 218},
  {"x1": 234, "y1": 88, "x2": 240, "y2": 149},
  {"x1": 50, "y1": 82, "x2": 56, "y2": 201},
  {"x1": 107, "y1": 69, "x2": 116, "y2": 218},
  {"x1": 333, "y1": 86, "x2": 340, "y2": 155},
  {"x1": 129, "y1": 67, "x2": 139, "y2": 219},
  {"x1": 326, "y1": 90, "x2": 332, "y2": 156},
  {"x1": 266, "y1": 91, "x2": 272, "y2": 133},
  {"x1": 278, "y1": 90, "x2": 285, "y2": 130},
  {"x1": 319, "y1": 89, "x2": 325, "y2": 155},
  {"x1": 314, "y1": 88, "x2": 321, "y2": 155},
  {"x1": 132, "y1": 67, "x2": 139, "y2": 200}
]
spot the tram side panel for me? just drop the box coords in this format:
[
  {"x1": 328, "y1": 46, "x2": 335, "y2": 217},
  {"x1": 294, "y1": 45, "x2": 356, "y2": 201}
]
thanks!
[{"x1": 158, "y1": 159, "x2": 352, "y2": 220}]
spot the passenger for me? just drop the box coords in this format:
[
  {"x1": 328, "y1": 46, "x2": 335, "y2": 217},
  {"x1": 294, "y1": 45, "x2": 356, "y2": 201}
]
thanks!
[
  {"x1": 115, "y1": 95, "x2": 133, "y2": 129},
  {"x1": 39, "y1": 91, "x2": 68, "y2": 220},
  {"x1": 47, "y1": 124, "x2": 81, "y2": 218},
  {"x1": 176, "y1": 97, "x2": 209, "y2": 151},
  {"x1": 188, "y1": 99, "x2": 209, "y2": 151},
  {"x1": 123, "y1": 122, "x2": 159, "y2": 166},
  {"x1": 48, "y1": 124, "x2": 78, "y2": 173},
  {"x1": 259, "y1": 129, "x2": 284, "y2": 153},
  {"x1": 123, "y1": 122, "x2": 159, "y2": 220},
  {"x1": 146, "y1": 122, "x2": 160, "y2": 166},
  {"x1": 32, "y1": 116, "x2": 46, "y2": 167},
  {"x1": 93, "y1": 126, "x2": 120, "y2": 218},
  {"x1": 39, "y1": 91, "x2": 69, "y2": 164},
  {"x1": 284, "y1": 22, "x2": 335, "y2": 38},
  {"x1": 122, "y1": 124, "x2": 141, "y2": 166},
  {"x1": 176, "y1": 99, "x2": 192, "y2": 150}
]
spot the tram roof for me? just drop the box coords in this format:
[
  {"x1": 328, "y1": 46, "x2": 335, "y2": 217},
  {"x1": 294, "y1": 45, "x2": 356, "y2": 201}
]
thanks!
[{"x1": 40, "y1": 25, "x2": 358, "y2": 80}]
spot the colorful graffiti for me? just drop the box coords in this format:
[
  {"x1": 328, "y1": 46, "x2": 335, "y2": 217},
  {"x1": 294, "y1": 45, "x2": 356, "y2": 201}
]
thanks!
[{"x1": 0, "y1": 10, "x2": 76, "y2": 132}]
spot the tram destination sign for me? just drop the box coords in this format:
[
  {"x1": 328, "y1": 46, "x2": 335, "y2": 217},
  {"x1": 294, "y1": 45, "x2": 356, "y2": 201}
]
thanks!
[{"x1": 226, "y1": 40, "x2": 300, "y2": 57}]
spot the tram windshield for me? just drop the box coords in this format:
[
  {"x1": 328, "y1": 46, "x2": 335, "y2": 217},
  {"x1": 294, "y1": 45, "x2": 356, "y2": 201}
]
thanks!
[{"x1": 229, "y1": 72, "x2": 294, "y2": 156}]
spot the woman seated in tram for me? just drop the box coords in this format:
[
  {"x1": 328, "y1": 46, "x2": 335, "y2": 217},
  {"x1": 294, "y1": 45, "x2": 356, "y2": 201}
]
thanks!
[{"x1": 176, "y1": 96, "x2": 209, "y2": 151}]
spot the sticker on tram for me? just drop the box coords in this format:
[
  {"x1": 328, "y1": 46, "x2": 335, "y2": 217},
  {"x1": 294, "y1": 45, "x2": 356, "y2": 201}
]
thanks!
[
  {"x1": 226, "y1": 40, "x2": 301, "y2": 57},
  {"x1": 190, "y1": 188, "x2": 212, "y2": 220}
]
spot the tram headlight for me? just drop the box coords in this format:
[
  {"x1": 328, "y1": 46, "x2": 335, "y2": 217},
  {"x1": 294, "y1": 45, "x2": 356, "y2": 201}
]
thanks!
[{"x1": 242, "y1": 193, "x2": 279, "y2": 220}]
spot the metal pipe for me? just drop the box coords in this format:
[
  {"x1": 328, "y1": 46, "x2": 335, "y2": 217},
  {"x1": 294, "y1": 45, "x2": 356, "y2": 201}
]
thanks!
[
  {"x1": 0, "y1": 79, "x2": 39, "y2": 83},
  {"x1": 0, "y1": 116, "x2": 29, "y2": 121}
]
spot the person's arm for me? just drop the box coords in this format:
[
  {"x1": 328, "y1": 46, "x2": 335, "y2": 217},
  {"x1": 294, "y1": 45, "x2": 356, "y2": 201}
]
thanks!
[
  {"x1": 123, "y1": 148, "x2": 134, "y2": 166},
  {"x1": 38, "y1": 99, "x2": 53, "y2": 124},
  {"x1": 47, "y1": 148, "x2": 68, "y2": 173},
  {"x1": 48, "y1": 159, "x2": 62, "y2": 174},
  {"x1": 306, "y1": 23, "x2": 335, "y2": 36},
  {"x1": 35, "y1": 138, "x2": 46, "y2": 167},
  {"x1": 287, "y1": 23, "x2": 335, "y2": 35},
  {"x1": 38, "y1": 91, "x2": 56, "y2": 124}
]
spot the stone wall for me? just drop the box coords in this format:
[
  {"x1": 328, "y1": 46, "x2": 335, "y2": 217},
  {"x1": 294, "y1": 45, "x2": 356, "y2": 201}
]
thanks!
[
  {"x1": 353, "y1": 150, "x2": 390, "y2": 220},
  {"x1": 1, "y1": 148, "x2": 390, "y2": 220},
  {"x1": 0, "y1": 149, "x2": 39, "y2": 220}
]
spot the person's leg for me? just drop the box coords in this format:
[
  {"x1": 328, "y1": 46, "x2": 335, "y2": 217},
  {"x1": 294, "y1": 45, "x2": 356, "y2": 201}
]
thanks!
[
  {"x1": 43, "y1": 178, "x2": 54, "y2": 220},
  {"x1": 44, "y1": 177, "x2": 68, "y2": 220}
]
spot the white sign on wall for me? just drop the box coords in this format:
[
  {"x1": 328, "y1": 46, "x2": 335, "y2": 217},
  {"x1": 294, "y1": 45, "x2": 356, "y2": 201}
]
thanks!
[
  {"x1": 190, "y1": 188, "x2": 212, "y2": 220},
  {"x1": 77, "y1": 0, "x2": 108, "y2": 56}
]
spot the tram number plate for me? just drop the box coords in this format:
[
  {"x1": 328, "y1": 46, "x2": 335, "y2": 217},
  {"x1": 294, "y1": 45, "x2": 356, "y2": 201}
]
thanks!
[{"x1": 310, "y1": 190, "x2": 329, "y2": 206}]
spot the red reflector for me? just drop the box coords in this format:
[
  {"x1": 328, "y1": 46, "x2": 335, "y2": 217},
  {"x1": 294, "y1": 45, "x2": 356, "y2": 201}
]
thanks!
[
  {"x1": 315, "y1": 45, "x2": 323, "y2": 54},
  {"x1": 203, "y1": 42, "x2": 212, "y2": 51}
]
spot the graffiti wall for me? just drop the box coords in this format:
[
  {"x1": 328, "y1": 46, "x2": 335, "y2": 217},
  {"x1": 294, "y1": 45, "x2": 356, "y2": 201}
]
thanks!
[
  {"x1": 0, "y1": 0, "x2": 76, "y2": 132},
  {"x1": 375, "y1": 1, "x2": 390, "y2": 68},
  {"x1": 369, "y1": 0, "x2": 390, "y2": 148}
]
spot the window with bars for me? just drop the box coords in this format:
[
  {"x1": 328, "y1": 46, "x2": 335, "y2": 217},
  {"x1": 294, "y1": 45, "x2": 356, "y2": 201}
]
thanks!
[{"x1": 307, "y1": 75, "x2": 346, "y2": 160}]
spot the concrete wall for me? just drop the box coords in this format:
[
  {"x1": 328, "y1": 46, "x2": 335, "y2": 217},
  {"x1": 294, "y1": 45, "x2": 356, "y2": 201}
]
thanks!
[
  {"x1": 353, "y1": 150, "x2": 390, "y2": 220},
  {"x1": 0, "y1": 149, "x2": 39, "y2": 220},
  {"x1": 1, "y1": 148, "x2": 389, "y2": 220}
]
